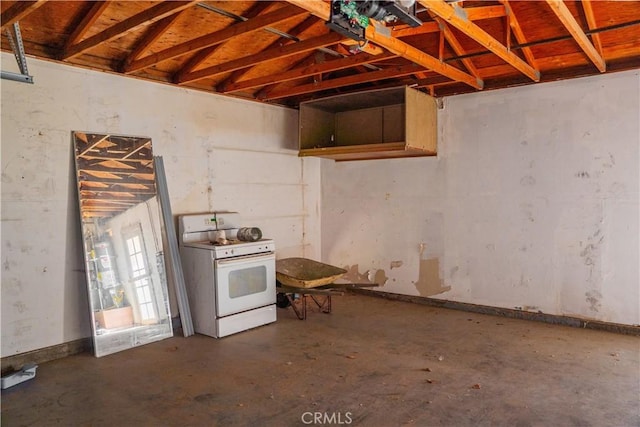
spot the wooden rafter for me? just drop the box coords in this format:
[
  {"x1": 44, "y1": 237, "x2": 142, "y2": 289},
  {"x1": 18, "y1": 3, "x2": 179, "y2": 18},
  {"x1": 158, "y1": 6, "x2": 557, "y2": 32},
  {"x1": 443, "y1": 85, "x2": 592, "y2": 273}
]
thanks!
[
  {"x1": 220, "y1": 51, "x2": 396, "y2": 93},
  {"x1": 61, "y1": 1, "x2": 197, "y2": 60},
  {"x1": 419, "y1": 0, "x2": 539, "y2": 81},
  {"x1": 500, "y1": 0, "x2": 538, "y2": 69},
  {"x1": 63, "y1": 1, "x2": 110, "y2": 50},
  {"x1": 215, "y1": 15, "x2": 320, "y2": 91},
  {"x1": 123, "y1": 11, "x2": 185, "y2": 64},
  {"x1": 545, "y1": 0, "x2": 606, "y2": 72},
  {"x1": 432, "y1": 16, "x2": 479, "y2": 78},
  {"x1": 262, "y1": 63, "x2": 433, "y2": 101},
  {"x1": 284, "y1": 0, "x2": 483, "y2": 90},
  {"x1": 175, "y1": 31, "x2": 345, "y2": 85},
  {"x1": 0, "y1": 0, "x2": 47, "y2": 31},
  {"x1": 124, "y1": 5, "x2": 308, "y2": 74},
  {"x1": 580, "y1": 0, "x2": 604, "y2": 57},
  {"x1": 174, "y1": 1, "x2": 276, "y2": 78},
  {"x1": 255, "y1": 48, "x2": 329, "y2": 98},
  {"x1": 393, "y1": 5, "x2": 506, "y2": 38}
]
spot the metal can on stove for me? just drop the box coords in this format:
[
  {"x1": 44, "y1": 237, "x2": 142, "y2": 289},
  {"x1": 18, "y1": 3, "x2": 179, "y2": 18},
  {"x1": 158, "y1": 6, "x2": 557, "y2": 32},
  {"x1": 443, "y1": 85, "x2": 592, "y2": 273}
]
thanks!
[{"x1": 237, "y1": 227, "x2": 262, "y2": 242}]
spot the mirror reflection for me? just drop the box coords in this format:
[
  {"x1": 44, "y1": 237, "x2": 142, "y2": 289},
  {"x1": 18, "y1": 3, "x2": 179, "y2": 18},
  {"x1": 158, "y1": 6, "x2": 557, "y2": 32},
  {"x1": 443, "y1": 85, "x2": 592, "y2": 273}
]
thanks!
[{"x1": 72, "y1": 132, "x2": 172, "y2": 357}]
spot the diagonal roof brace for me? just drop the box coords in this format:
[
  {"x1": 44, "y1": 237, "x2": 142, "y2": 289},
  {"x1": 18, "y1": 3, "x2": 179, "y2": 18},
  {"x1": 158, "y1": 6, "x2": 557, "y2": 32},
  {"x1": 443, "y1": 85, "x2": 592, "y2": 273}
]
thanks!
[{"x1": 2, "y1": 22, "x2": 33, "y2": 84}]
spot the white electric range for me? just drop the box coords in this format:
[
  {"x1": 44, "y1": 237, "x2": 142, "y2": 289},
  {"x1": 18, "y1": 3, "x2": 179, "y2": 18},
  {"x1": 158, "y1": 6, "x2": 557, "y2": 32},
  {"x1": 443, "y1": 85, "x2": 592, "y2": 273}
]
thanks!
[{"x1": 178, "y1": 212, "x2": 276, "y2": 338}]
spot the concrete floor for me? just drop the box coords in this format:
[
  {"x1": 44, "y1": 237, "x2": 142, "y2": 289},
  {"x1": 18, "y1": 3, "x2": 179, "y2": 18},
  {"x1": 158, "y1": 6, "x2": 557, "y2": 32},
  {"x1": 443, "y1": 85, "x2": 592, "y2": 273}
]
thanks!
[{"x1": 2, "y1": 293, "x2": 639, "y2": 426}]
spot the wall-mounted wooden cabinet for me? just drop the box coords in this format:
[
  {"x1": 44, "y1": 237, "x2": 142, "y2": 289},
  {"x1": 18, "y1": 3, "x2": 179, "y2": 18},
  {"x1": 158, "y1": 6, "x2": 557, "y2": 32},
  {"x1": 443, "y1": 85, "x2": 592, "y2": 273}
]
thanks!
[{"x1": 298, "y1": 86, "x2": 437, "y2": 161}]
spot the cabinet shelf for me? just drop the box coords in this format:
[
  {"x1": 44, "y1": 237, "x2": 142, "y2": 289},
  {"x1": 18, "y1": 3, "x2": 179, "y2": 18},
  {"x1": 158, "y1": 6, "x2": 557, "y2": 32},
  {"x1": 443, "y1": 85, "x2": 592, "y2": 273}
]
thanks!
[{"x1": 298, "y1": 86, "x2": 437, "y2": 161}]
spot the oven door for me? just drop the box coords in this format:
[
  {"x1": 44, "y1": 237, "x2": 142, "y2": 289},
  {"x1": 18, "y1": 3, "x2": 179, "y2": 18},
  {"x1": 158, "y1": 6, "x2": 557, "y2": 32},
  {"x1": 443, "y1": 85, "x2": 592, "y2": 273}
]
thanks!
[{"x1": 214, "y1": 252, "x2": 276, "y2": 317}]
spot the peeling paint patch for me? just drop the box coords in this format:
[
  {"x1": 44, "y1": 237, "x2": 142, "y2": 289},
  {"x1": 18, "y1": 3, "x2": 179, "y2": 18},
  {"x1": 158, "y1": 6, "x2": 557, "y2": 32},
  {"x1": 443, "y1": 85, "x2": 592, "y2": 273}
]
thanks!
[
  {"x1": 390, "y1": 260, "x2": 403, "y2": 269},
  {"x1": 370, "y1": 269, "x2": 388, "y2": 286},
  {"x1": 414, "y1": 258, "x2": 451, "y2": 297},
  {"x1": 343, "y1": 265, "x2": 388, "y2": 286},
  {"x1": 342, "y1": 264, "x2": 372, "y2": 283}
]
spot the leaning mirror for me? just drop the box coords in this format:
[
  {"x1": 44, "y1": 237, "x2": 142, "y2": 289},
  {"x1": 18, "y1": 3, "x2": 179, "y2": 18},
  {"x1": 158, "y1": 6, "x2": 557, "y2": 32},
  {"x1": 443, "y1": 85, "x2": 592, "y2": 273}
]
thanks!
[{"x1": 72, "y1": 132, "x2": 173, "y2": 357}]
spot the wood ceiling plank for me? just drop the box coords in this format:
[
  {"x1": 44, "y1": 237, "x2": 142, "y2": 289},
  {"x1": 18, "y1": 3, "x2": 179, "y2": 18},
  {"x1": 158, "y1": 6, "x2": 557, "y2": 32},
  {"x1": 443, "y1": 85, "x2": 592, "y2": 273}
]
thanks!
[
  {"x1": 393, "y1": 21, "x2": 440, "y2": 38},
  {"x1": 215, "y1": 15, "x2": 320, "y2": 91},
  {"x1": 419, "y1": 0, "x2": 540, "y2": 81},
  {"x1": 63, "y1": 1, "x2": 111, "y2": 50},
  {"x1": 176, "y1": 31, "x2": 345, "y2": 85},
  {"x1": 580, "y1": 0, "x2": 604, "y2": 57},
  {"x1": 0, "y1": 0, "x2": 47, "y2": 31},
  {"x1": 62, "y1": 1, "x2": 197, "y2": 60},
  {"x1": 174, "y1": 1, "x2": 275, "y2": 77},
  {"x1": 220, "y1": 51, "x2": 396, "y2": 93},
  {"x1": 262, "y1": 63, "x2": 436, "y2": 101},
  {"x1": 393, "y1": 5, "x2": 506, "y2": 38},
  {"x1": 545, "y1": 0, "x2": 606, "y2": 72},
  {"x1": 500, "y1": 0, "x2": 538, "y2": 69},
  {"x1": 285, "y1": 0, "x2": 483, "y2": 90},
  {"x1": 124, "y1": 5, "x2": 308, "y2": 74},
  {"x1": 123, "y1": 11, "x2": 186, "y2": 64}
]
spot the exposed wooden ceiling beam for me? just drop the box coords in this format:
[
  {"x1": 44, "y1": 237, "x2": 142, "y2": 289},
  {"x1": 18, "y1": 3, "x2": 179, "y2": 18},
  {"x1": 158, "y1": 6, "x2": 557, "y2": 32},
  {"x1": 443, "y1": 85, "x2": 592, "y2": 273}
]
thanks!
[
  {"x1": 63, "y1": 1, "x2": 111, "y2": 50},
  {"x1": 175, "y1": 31, "x2": 345, "y2": 85},
  {"x1": 0, "y1": 0, "x2": 47, "y2": 31},
  {"x1": 61, "y1": 1, "x2": 197, "y2": 60},
  {"x1": 393, "y1": 21, "x2": 440, "y2": 38},
  {"x1": 545, "y1": 0, "x2": 606, "y2": 73},
  {"x1": 123, "y1": 11, "x2": 185, "y2": 64},
  {"x1": 500, "y1": 0, "x2": 538, "y2": 69},
  {"x1": 285, "y1": 0, "x2": 482, "y2": 90},
  {"x1": 124, "y1": 5, "x2": 307, "y2": 74},
  {"x1": 393, "y1": 5, "x2": 506, "y2": 38},
  {"x1": 580, "y1": 0, "x2": 603, "y2": 57},
  {"x1": 419, "y1": 0, "x2": 539, "y2": 82},
  {"x1": 220, "y1": 51, "x2": 396, "y2": 94},
  {"x1": 262, "y1": 63, "x2": 436, "y2": 101},
  {"x1": 431, "y1": 16, "x2": 479, "y2": 78},
  {"x1": 174, "y1": 1, "x2": 275, "y2": 78},
  {"x1": 254, "y1": 47, "x2": 328, "y2": 99},
  {"x1": 215, "y1": 15, "x2": 320, "y2": 92}
]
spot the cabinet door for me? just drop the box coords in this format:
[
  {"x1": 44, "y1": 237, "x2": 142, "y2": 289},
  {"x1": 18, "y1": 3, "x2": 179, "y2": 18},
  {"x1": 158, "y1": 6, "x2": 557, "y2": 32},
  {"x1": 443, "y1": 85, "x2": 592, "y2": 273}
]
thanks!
[{"x1": 405, "y1": 86, "x2": 437, "y2": 152}]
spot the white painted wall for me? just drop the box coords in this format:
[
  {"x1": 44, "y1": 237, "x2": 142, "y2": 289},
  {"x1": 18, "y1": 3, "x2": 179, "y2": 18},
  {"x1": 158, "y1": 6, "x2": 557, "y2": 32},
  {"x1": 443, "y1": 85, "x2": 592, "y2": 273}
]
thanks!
[
  {"x1": 1, "y1": 54, "x2": 321, "y2": 357},
  {"x1": 322, "y1": 70, "x2": 640, "y2": 325}
]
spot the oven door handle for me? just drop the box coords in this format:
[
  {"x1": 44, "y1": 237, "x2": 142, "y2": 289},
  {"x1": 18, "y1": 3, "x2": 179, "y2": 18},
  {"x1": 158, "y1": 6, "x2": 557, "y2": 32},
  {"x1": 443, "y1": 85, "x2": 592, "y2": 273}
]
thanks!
[{"x1": 215, "y1": 252, "x2": 275, "y2": 267}]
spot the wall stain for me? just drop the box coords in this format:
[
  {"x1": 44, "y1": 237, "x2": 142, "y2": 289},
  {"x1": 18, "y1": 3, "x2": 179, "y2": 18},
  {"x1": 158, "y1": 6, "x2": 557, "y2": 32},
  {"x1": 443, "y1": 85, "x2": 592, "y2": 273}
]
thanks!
[
  {"x1": 575, "y1": 171, "x2": 590, "y2": 179},
  {"x1": 520, "y1": 175, "x2": 536, "y2": 186},
  {"x1": 585, "y1": 290, "x2": 602, "y2": 312},
  {"x1": 13, "y1": 301, "x2": 27, "y2": 313},
  {"x1": 390, "y1": 260, "x2": 403, "y2": 269},
  {"x1": 414, "y1": 258, "x2": 451, "y2": 297}
]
